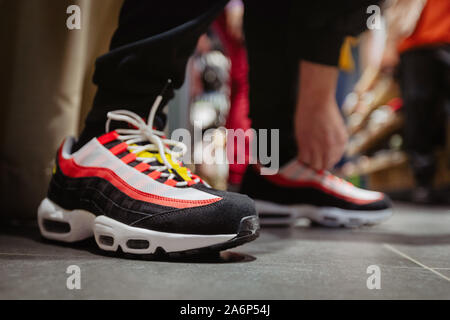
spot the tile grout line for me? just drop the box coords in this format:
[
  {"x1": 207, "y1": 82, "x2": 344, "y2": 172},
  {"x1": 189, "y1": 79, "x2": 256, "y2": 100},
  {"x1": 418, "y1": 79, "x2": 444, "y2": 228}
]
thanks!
[{"x1": 383, "y1": 243, "x2": 450, "y2": 282}]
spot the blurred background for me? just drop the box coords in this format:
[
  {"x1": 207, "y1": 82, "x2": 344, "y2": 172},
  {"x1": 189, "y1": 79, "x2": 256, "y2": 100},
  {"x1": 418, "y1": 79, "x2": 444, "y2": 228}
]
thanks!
[{"x1": 1, "y1": 0, "x2": 449, "y2": 221}]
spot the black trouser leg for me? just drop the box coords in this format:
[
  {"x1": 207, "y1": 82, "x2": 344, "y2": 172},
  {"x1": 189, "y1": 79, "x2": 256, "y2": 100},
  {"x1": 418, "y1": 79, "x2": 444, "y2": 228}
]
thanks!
[
  {"x1": 243, "y1": 0, "x2": 299, "y2": 166},
  {"x1": 399, "y1": 46, "x2": 448, "y2": 188},
  {"x1": 75, "y1": 0, "x2": 228, "y2": 151}
]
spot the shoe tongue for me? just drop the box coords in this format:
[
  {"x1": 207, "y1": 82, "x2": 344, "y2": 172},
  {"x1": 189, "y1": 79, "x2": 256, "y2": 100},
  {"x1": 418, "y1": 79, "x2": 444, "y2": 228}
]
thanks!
[
  {"x1": 153, "y1": 113, "x2": 167, "y2": 131},
  {"x1": 107, "y1": 113, "x2": 167, "y2": 132},
  {"x1": 107, "y1": 120, "x2": 133, "y2": 132}
]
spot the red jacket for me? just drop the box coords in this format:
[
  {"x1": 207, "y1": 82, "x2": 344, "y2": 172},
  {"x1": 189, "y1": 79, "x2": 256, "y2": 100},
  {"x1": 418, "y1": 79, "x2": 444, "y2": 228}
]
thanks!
[{"x1": 399, "y1": 0, "x2": 450, "y2": 52}]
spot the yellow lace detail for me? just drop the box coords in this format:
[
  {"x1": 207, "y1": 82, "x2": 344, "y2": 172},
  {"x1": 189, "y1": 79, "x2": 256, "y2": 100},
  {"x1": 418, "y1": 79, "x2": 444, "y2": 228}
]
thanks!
[{"x1": 135, "y1": 148, "x2": 191, "y2": 182}]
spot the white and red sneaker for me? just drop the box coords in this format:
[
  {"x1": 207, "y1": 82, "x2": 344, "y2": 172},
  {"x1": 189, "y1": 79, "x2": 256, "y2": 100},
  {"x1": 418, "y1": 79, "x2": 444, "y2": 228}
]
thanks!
[
  {"x1": 240, "y1": 160, "x2": 392, "y2": 227},
  {"x1": 37, "y1": 99, "x2": 259, "y2": 257}
]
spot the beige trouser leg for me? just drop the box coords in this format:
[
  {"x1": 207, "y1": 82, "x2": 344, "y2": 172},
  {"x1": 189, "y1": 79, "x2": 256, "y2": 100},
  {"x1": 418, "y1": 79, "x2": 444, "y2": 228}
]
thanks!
[{"x1": 0, "y1": 0, "x2": 122, "y2": 219}]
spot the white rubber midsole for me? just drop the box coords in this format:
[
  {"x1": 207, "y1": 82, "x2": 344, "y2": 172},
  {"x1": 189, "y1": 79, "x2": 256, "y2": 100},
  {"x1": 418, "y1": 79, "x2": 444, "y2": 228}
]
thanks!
[
  {"x1": 37, "y1": 198, "x2": 96, "y2": 242},
  {"x1": 255, "y1": 200, "x2": 392, "y2": 227},
  {"x1": 37, "y1": 198, "x2": 236, "y2": 254}
]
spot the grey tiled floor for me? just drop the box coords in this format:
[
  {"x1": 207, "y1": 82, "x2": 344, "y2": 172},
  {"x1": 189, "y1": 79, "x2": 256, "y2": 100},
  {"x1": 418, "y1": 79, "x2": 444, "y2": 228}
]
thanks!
[{"x1": 1, "y1": 202, "x2": 449, "y2": 299}]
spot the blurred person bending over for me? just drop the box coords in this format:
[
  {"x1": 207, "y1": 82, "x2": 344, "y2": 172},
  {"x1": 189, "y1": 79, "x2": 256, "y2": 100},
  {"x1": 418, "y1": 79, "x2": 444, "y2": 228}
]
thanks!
[{"x1": 38, "y1": 0, "x2": 391, "y2": 258}]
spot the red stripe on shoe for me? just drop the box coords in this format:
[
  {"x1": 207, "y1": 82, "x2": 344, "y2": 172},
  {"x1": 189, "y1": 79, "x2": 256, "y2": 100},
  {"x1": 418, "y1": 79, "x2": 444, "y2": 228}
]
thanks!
[
  {"x1": 121, "y1": 153, "x2": 137, "y2": 164},
  {"x1": 164, "y1": 179, "x2": 178, "y2": 187},
  {"x1": 254, "y1": 165, "x2": 382, "y2": 205},
  {"x1": 97, "y1": 131, "x2": 119, "y2": 145},
  {"x1": 134, "y1": 162, "x2": 150, "y2": 172},
  {"x1": 148, "y1": 171, "x2": 161, "y2": 179},
  {"x1": 109, "y1": 142, "x2": 128, "y2": 155},
  {"x1": 58, "y1": 147, "x2": 221, "y2": 209}
]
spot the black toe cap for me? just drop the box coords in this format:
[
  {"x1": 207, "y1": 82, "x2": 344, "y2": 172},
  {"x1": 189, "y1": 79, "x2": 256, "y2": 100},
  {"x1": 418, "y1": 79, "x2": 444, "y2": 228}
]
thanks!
[
  {"x1": 132, "y1": 191, "x2": 257, "y2": 235},
  {"x1": 360, "y1": 194, "x2": 392, "y2": 211}
]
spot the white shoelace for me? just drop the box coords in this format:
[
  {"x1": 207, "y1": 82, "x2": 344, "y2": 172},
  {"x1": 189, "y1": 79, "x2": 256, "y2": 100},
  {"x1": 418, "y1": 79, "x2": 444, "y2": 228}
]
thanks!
[{"x1": 105, "y1": 94, "x2": 200, "y2": 187}]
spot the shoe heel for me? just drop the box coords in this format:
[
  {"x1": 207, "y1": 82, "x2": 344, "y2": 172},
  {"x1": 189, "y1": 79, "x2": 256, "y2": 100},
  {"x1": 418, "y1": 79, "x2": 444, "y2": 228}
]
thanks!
[{"x1": 37, "y1": 198, "x2": 96, "y2": 242}]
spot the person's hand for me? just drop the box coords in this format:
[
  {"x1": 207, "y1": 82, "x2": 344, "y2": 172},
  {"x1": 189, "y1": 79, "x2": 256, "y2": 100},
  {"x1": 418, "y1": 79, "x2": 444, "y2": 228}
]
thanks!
[
  {"x1": 295, "y1": 61, "x2": 348, "y2": 170},
  {"x1": 296, "y1": 97, "x2": 348, "y2": 170},
  {"x1": 225, "y1": 4, "x2": 244, "y2": 43},
  {"x1": 380, "y1": 37, "x2": 400, "y2": 74}
]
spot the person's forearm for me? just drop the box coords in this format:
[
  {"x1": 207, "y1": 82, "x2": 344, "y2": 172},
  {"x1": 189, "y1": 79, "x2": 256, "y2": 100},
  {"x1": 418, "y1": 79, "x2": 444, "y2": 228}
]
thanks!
[{"x1": 296, "y1": 61, "x2": 338, "y2": 113}]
